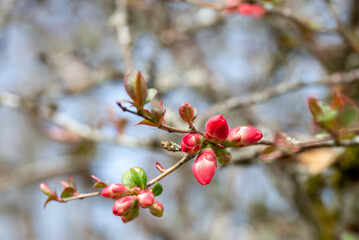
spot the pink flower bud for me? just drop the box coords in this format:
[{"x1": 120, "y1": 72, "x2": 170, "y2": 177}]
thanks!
[
  {"x1": 136, "y1": 190, "x2": 155, "y2": 208},
  {"x1": 192, "y1": 148, "x2": 217, "y2": 185},
  {"x1": 216, "y1": 148, "x2": 232, "y2": 164},
  {"x1": 238, "y1": 3, "x2": 266, "y2": 18},
  {"x1": 112, "y1": 196, "x2": 138, "y2": 216},
  {"x1": 204, "y1": 114, "x2": 229, "y2": 142},
  {"x1": 120, "y1": 204, "x2": 140, "y2": 223},
  {"x1": 149, "y1": 200, "x2": 164, "y2": 217},
  {"x1": 181, "y1": 133, "x2": 203, "y2": 155},
  {"x1": 101, "y1": 183, "x2": 135, "y2": 199},
  {"x1": 227, "y1": 126, "x2": 263, "y2": 147}
]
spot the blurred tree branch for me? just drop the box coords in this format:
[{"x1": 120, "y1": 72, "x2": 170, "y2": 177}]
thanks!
[{"x1": 199, "y1": 68, "x2": 359, "y2": 123}]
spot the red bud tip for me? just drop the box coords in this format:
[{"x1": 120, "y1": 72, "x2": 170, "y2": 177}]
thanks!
[
  {"x1": 136, "y1": 190, "x2": 155, "y2": 208},
  {"x1": 192, "y1": 148, "x2": 217, "y2": 185},
  {"x1": 91, "y1": 175, "x2": 102, "y2": 182},
  {"x1": 181, "y1": 133, "x2": 203, "y2": 155},
  {"x1": 238, "y1": 3, "x2": 266, "y2": 18},
  {"x1": 155, "y1": 162, "x2": 165, "y2": 173},
  {"x1": 204, "y1": 114, "x2": 229, "y2": 142}
]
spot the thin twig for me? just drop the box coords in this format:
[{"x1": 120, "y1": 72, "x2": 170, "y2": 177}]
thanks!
[
  {"x1": 61, "y1": 192, "x2": 100, "y2": 202},
  {"x1": 326, "y1": 0, "x2": 359, "y2": 55},
  {"x1": 146, "y1": 154, "x2": 196, "y2": 188}
]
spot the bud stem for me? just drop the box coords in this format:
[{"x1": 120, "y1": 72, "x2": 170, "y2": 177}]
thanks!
[
  {"x1": 60, "y1": 192, "x2": 100, "y2": 202},
  {"x1": 146, "y1": 154, "x2": 196, "y2": 188}
]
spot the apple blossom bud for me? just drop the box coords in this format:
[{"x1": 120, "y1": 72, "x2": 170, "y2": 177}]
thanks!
[
  {"x1": 149, "y1": 200, "x2": 164, "y2": 217},
  {"x1": 181, "y1": 133, "x2": 203, "y2": 155},
  {"x1": 238, "y1": 3, "x2": 266, "y2": 18},
  {"x1": 204, "y1": 114, "x2": 229, "y2": 142},
  {"x1": 101, "y1": 183, "x2": 136, "y2": 199},
  {"x1": 227, "y1": 126, "x2": 263, "y2": 147},
  {"x1": 137, "y1": 190, "x2": 155, "y2": 208},
  {"x1": 192, "y1": 148, "x2": 217, "y2": 185},
  {"x1": 112, "y1": 196, "x2": 138, "y2": 216},
  {"x1": 216, "y1": 148, "x2": 232, "y2": 164}
]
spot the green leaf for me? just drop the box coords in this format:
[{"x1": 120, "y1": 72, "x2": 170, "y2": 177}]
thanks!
[
  {"x1": 341, "y1": 232, "x2": 359, "y2": 240},
  {"x1": 135, "y1": 119, "x2": 157, "y2": 127},
  {"x1": 342, "y1": 107, "x2": 358, "y2": 127},
  {"x1": 317, "y1": 109, "x2": 338, "y2": 122},
  {"x1": 61, "y1": 188, "x2": 77, "y2": 198},
  {"x1": 308, "y1": 97, "x2": 321, "y2": 117},
  {"x1": 67, "y1": 177, "x2": 76, "y2": 189},
  {"x1": 315, "y1": 132, "x2": 330, "y2": 138},
  {"x1": 93, "y1": 181, "x2": 108, "y2": 189},
  {"x1": 122, "y1": 170, "x2": 137, "y2": 188},
  {"x1": 151, "y1": 182, "x2": 163, "y2": 196},
  {"x1": 44, "y1": 196, "x2": 57, "y2": 208},
  {"x1": 129, "y1": 167, "x2": 147, "y2": 189},
  {"x1": 144, "y1": 88, "x2": 158, "y2": 104},
  {"x1": 123, "y1": 70, "x2": 147, "y2": 105}
]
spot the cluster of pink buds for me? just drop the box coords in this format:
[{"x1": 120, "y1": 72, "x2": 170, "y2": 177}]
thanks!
[
  {"x1": 100, "y1": 167, "x2": 164, "y2": 223},
  {"x1": 226, "y1": 0, "x2": 266, "y2": 18},
  {"x1": 180, "y1": 111, "x2": 263, "y2": 186}
]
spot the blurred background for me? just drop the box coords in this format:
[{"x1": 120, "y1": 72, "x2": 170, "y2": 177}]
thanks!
[{"x1": 0, "y1": 0, "x2": 359, "y2": 239}]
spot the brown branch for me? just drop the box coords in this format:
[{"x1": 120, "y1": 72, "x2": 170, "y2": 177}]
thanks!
[
  {"x1": 111, "y1": 0, "x2": 134, "y2": 69},
  {"x1": 0, "y1": 91, "x2": 158, "y2": 148},
  {"x1": 170, "y1": 0, "x2": 337, "y2": 33},
  {"x1": 326, "y1": 0, "x2": 359, "y2": 55},
  {"x1": 146, "y1": 154, "x2": 196, "y2": 188},
  {"x1": 199, "y1": 68, "x2": 359, "y2": 123},
  {"x1": 117, "y1": 102, "x2": 204, "y2": 134}
]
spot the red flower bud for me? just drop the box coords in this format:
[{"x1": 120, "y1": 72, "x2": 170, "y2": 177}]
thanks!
[
  {"x1": 227, "y1": 126, "x2": 263, "y2": 147},
  {"x1": 238, "y1": 3, "x2": 266, "y2": 18},
  {"x1": 216, "y1": 148, "x2": 232, "y2": 164},
  {"x1": 181, "y1": 133, "x2": 203, "y2": 155},
  {"x1": 205, "y1": 114, "x2": 229, "y2": 142},
  {"x1": 192, "y1": 148, "x2": 217, "y2": 185},
  {"x1": 136, "y1": 190, "x2": 155, "y2": 208},
  {"x1": 149, "y1": 200, "x2": 164, "y2": 217},
  {"x1": 112, "y1": 196, "x2": 138, "y2": 216},
  {"x1": 101, "y1": 183, "x2": 137, "y2": 199}
]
